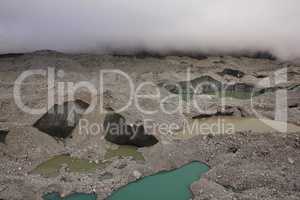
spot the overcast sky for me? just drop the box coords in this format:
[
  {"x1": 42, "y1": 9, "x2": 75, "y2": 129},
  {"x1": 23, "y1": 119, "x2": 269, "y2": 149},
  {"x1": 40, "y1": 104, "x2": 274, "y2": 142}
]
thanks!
[{"x1": 0, "y1": 0, "x2": 299, "y2": 60}]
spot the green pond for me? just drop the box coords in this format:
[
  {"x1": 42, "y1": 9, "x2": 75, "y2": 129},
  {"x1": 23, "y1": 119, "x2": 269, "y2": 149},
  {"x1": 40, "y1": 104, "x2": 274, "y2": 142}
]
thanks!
[
  {"x1": 32, "y1": 154, "x2": 101, "y2": 177},
  {"x1": 105, "y1": 145, "x2": 145, "y2": 161},
  {"x1": 107, "y1": 161, "x2": 209, "y2": 200},
  {"x1": 174, "y1": 116, "x2": 300, "y2": 139}
]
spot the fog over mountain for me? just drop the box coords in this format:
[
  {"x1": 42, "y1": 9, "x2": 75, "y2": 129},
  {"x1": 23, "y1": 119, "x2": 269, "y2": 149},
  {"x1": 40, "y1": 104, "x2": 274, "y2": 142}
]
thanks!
[{"x1": 0, "y1": 0, "x2": 300, "y2": 60}]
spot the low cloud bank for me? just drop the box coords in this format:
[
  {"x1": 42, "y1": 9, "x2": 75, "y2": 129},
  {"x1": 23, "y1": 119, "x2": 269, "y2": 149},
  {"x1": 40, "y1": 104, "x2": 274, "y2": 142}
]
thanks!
[{"x1": 0, "y1": 0, "x2": 300, "y2": 60}]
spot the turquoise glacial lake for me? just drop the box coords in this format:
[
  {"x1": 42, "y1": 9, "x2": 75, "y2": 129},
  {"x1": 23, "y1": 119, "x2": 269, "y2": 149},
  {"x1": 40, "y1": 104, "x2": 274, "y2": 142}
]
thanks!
[
  {"x1": 108, "y1": 161, "x2": 209, "y2": 200},
  {"x1": 43, "y1": 161, "x2": 209, "y2": 200}
]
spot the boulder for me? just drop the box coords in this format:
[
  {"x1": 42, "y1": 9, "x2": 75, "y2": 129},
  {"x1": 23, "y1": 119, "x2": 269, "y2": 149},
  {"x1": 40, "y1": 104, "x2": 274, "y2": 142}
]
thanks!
[
  {"x1": 103, "y1": 112, "x2": 131, "y2": 145},
  {"x1": 104, "y1": 112, "x2": 158, "y2": 147},
  {"x1": 161, "y1": 75, "x2": 222, "y2": 95},
  {"x1": 0, "y1": 129, "x2": 9, "y2": 143},
  {"x1": 130, "y1": 125, "x2": 159, "y2": 147},
  {"x1": 218, "y1": 68, "x2": 245, "y2": 78},
  {"x1": 33, "y1": 100, "x2": 89, "y2": 139}
]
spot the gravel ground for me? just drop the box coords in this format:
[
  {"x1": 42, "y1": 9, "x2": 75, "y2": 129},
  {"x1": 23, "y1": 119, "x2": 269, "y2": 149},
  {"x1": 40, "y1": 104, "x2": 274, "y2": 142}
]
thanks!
[{"x1": 0, "y1": 51, "x2": 299, "y2": 200}]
